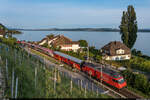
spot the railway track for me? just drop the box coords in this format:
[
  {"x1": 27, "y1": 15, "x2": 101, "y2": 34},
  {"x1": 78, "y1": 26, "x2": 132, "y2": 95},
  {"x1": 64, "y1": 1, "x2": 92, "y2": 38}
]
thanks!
[
  {"x1": 26, "y1": 46, "x2": 143, "y2": 99},
  {"x1": 119, "y1": 88, "x2": 143, "y2": 99}
]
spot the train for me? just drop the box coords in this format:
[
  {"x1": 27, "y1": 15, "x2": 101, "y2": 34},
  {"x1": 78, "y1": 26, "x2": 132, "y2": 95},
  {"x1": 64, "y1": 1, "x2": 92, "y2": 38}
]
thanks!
[{"x1": 17, "y1": 41, "x2": 127, "y2": 89}]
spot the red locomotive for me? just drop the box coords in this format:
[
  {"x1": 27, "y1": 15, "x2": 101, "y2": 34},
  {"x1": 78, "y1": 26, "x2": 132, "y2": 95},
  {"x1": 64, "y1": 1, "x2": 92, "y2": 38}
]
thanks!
[
  {"x1": 17, "y1": 41, "x2": 127, "y2": 89},
  {"x1": 82, "y1": 62, "x2": 127, "y2": 89}
]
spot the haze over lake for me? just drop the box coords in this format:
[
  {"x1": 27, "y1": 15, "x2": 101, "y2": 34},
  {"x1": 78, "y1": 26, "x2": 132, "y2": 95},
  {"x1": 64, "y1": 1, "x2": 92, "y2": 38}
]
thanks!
[{"x1": 13, "y1": 31, "x2": 150, "y2": 56}]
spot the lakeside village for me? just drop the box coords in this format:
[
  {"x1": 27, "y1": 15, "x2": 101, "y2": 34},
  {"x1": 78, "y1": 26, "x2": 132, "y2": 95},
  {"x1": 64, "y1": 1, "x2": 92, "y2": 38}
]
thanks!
[{"x1": 1, "y1": 21, "x2": 150, "y2": 98}]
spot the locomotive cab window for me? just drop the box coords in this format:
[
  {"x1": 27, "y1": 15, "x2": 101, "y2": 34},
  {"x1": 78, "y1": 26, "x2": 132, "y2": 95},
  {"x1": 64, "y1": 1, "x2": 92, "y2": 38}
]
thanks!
[
  {"x1": 112, "y1": 78, "x2": 125, "y2": 84},
  {"x1": 112, "y1": 79, "x2": 118, "y2": 83}
]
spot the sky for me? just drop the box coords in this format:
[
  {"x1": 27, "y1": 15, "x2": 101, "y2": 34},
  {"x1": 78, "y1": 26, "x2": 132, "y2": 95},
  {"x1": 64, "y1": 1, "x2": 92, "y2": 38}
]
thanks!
[{"x1": 0, "y1": 0, "x2": 150, "y2": 29}]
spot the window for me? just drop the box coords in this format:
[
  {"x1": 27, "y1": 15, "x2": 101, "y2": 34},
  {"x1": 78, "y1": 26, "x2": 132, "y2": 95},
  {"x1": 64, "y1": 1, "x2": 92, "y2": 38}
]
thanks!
[
  {"x1": 112, "y1": 78, "x2": 125, "y2": 84},
  {"x1": 112, "y1": 79, "x2": 118, "y2": 83},
  {"x1": 116, "y1": 49, "x2": 124, "y2": 54},
  {"x1": 115, "y1": 57, "x2": 119, "y2": 60}
]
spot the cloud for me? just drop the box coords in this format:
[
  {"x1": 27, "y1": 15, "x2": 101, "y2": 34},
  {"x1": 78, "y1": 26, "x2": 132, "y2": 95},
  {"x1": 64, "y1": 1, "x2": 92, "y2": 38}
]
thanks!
[{"x1": 0, "y1": 0, "x2": 149, "y2": 28}]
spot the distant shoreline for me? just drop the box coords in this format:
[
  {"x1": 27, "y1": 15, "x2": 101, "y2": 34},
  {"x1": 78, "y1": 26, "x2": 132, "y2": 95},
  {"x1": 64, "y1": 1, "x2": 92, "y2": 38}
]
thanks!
[{"x1": 12, "y1": 28, "x2": 150, "y2": 32}]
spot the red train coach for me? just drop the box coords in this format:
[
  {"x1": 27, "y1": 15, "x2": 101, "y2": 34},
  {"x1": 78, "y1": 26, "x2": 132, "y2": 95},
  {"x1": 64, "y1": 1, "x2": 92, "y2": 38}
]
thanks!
[
  {"x1": 32, "y1": 44, "x2": 54, "y2": 57},
  {"x1": 17, "y1": 41, "x2": 54, "y2": 57},
  {"x1": 54, "y1": 51, "x2": 83, "y2": 70}
]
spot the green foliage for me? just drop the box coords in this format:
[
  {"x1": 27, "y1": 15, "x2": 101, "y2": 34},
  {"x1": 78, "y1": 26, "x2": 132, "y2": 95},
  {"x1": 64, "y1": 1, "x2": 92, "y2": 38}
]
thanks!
[
  {"x1": 132, "y1": 49, "x2": 150, "y2": 60},
  {"x1": 0, "y1": 37, "x2": 17, "y2": 47},
  {"x1": 132, "y1": 49, "x2": 142, "y2": 56},
  {"x1": 46, "y1": 34, "x2": 54, "y2": 39},
  {"x1": 0, "y1": 23, "x2": 21, "y2": 38},
  {"x1": 134, "y1": 74, "x2": 148, "y2": 93},
  {"x1": 7, "y1": 30, "x2": 22, "y2": 34},
  {"x1": 122, "y1": 69, "x2": 150, "y2": 95},
  {"x1": 89, "y1": 46, "x2": 99, "y2": 55},
  {"x1": 0, "y1": 23, "x2": 8, "y2": 31},
  {"x1": 129, "y1": 56, "x2": 150, "y2": 72},
  {"x1": 78, "y1": 40, "x2": 88, "y2": 47},
  {"x1": 108, "y1": 54, "x2": 150, "y2": 73},
  {"x1": 119, "y1": 5, "x2": 138, "y2": 49}
]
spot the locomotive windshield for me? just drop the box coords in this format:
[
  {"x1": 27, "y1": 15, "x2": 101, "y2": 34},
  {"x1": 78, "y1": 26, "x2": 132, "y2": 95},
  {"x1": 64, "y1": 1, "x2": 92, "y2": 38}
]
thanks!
[
  {"x1": 112, "y1": 78, "x2": 125, "y2": 84},
  {"x1": 117, "y1": 78, "x2": 125, "y2": 84}
]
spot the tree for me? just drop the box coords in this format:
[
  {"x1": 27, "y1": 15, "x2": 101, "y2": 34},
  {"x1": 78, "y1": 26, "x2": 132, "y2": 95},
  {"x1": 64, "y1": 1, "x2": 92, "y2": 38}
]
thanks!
[
  {"x1": 46, "y1": 34, "x2": 54, "y2": 39},
  {"x1": 78, "y1": 40, "x2": 88, "y2": 47},
  {"x1": 131, "y1": 48, "x2": 136, "y2": 55},
  {"x1": 119, "y1": 5, "x2": 138, "y2": 49}
]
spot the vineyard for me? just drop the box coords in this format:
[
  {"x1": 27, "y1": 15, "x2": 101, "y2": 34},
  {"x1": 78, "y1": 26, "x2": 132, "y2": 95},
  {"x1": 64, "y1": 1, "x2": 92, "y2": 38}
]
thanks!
[{"x1": 0, "y1": 42, "x2": 110, "y2": 98}]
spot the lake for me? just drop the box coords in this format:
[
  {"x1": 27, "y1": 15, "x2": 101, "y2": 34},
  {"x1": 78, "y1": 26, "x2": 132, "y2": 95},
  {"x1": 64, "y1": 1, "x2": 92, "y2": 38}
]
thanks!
[{"x1": 13, "y1": 31, "x2": 150, "y2": 56}]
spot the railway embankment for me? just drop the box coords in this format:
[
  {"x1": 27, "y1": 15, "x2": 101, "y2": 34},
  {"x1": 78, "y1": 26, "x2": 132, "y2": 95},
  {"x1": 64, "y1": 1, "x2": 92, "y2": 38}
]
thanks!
[{"x1": 0, "y1": 42, "x2": 111, "y2": 98}]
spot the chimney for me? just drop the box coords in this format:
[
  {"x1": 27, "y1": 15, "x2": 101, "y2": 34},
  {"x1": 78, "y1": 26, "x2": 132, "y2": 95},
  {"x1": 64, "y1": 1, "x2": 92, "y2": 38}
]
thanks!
[{"x1": 115, "y1": 41, "x2": 117, "y2": 45}]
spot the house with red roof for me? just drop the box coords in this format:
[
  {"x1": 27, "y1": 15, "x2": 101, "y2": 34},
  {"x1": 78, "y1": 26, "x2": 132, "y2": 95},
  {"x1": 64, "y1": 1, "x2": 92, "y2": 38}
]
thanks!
[
  {"x1": 100, "y1": 41, "x2": 131, "y2": 60},
  {"x1": 39, "y1": 34, "x2": 80, "y2": 52}
]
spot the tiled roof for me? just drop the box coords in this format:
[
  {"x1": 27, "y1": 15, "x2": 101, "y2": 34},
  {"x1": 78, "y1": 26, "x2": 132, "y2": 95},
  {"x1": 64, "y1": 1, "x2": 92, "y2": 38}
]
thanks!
[
  {"x1": 101, "y1": 41, "x2": 131, "y2": 56},
  {"x1": 52, "y1": 35, "x2": 79, "y2": 47},
  {"x1": 39, "y1": 34, "x2": 79, "y2": 47}
]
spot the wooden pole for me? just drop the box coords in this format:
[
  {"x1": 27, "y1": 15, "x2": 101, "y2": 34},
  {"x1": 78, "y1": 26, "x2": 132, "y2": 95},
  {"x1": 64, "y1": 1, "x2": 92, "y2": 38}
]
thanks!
[
  {"x1": 15, "y1": 77, "x2": 18, "y2": 98},
  {"x1": 84, "y1": 83, "x2": 87, "y2": 97},
  {"x1": 6, "y1": 58, "x2": 8, "y2": 80},
  {"x1": 11, "y1": 69, "x2": 14, "y2": 98},
  {"x1": 35, "y1": 67, "x2": 37, "y2": 88},
  {"x1": 78, "y1": 79, "x2": 79, "y2": 88},
  {"x1": 70, "y1": 78, "x2": 72, "y2": 95},
  {"x1": 54, "y1": 67, "x2": 56, "y2": 94},
  {"x1": 92, "y1": 82, "x2": 93, "y2": 92},
  {"x1": 101, "y1": 65, "x2": 103, "y2": 89},
  {"x1": 81, "y1": 80, "x2": 82, "y2": 90},
  {"x1": 97, "y1": 88, "x2": 98, "y2": 97}
]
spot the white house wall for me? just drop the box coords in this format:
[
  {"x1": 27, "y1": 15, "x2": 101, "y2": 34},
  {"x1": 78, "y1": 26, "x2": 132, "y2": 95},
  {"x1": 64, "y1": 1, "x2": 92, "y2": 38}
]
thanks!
[
  {"x1": 61, "y1": 44, "x2": 80, "y2": 52},
  {"x1": 105, "y1": 54, "x2": 131, "y2": 60},
  {"x1": 0, "y1": 35, "x2": 3, "y2": 37}
]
